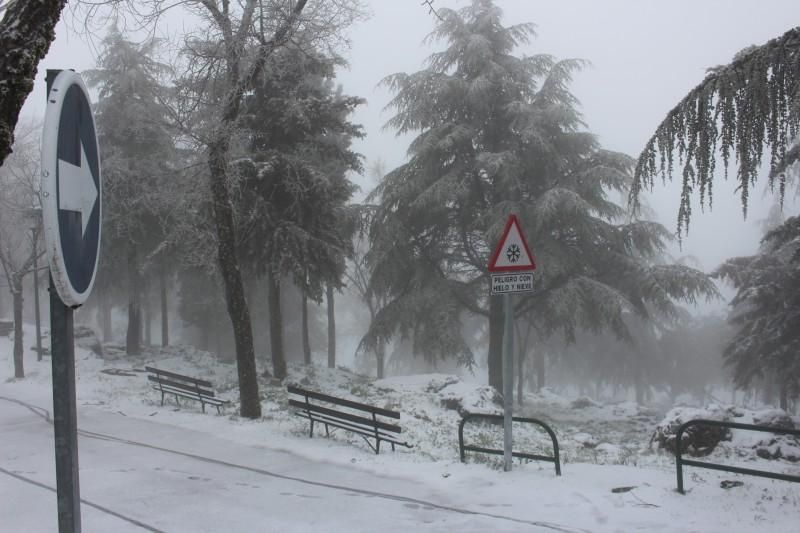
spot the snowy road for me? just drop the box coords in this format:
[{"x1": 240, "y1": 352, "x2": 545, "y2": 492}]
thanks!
[{"x1": 0, "y1": 394, "x2": 578, "y2": 533}]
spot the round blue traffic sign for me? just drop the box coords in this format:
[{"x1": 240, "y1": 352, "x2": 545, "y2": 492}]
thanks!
[{"x1": 41, "y1": 71, "x2": 102, "y2": 306}]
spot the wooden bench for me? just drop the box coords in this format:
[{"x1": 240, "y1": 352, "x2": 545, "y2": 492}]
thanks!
[
  {"x1": 288, "y1": 385, "x2": 412, "y2": 454},
  {"x1": 146, "y1": 366, "x2": 229, "y2": 414}
]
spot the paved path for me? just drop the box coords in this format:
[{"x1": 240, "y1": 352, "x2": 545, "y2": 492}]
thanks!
[{"x1": 0, "y1": 393, "x2": 578, "y2": 533}]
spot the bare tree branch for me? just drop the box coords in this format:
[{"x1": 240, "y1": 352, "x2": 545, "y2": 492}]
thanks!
[{"x1": 420, "y1": 0, "x2": 443, "y2": 22}]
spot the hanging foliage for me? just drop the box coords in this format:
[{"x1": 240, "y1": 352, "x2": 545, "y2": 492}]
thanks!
[{"x1": 631, "y1": 27, "x2": 800, "y2": 235}]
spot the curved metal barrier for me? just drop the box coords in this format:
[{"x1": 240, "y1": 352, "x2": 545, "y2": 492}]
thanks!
[
  {"x1": 675, "y1": 418, "x2": 800, "y2": 494},
  {"x1": 458, "y1": 413, "x2": 561, "y2": 475}
]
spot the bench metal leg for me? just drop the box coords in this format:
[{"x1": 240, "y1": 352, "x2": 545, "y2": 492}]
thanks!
[
  {"x1": 360, "y1": 436, "x2": 378, "y2": 454},
  {"x1": 201, "y1": 402, "x2": 206, "y2": 414},
  {"x1": 391, "y1": 442, "x2": 395, "y2": 452},
  {"x1": 372, "y1": 413, "x2": 380, "y2": 454},
  {"x1": 309, "y1": 420, "x2": 314, "y2": 438},
  {"x1": 325, "y1": 424, "x2": 330, "y2": 437},
  {"x1": 216, "y1": 405, "x2": 221, "y2": 415},
  {"x1": 160, "y1": 391, "x2": 165, "y2": 406}
]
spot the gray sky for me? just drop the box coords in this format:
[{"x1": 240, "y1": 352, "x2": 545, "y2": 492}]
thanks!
[
  {"x1": 335, "y1": 1, "x2": 800, "y2": 275},
  {"x1": 22, "y1": 0, "x2": 800, "y2": 309}
]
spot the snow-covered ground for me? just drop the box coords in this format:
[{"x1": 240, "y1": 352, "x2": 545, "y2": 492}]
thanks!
[{"x1": 2, "y1": 325, "x2": 799, "y2": 532}]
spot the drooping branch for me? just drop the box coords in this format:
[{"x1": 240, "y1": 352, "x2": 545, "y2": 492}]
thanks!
[{"x1": 631, "y1": 26, "x2": 800, "y2": 235}]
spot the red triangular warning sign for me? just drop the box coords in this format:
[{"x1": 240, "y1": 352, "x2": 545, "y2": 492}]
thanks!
[{"x1": 487, "y1": 214, "x2": 536, "y2": 272}]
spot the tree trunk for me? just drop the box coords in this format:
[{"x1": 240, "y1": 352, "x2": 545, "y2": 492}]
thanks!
[
  {"x1": 160, "y1": 261, "x2": 169, "y2": 347},
  {"x1": 126, "y1": 246, "x2": 141, "y2": 356},
  {"x1": 184, "y1": 0, "x2": 308, "y2": 418},
  {"x1": 634, "y1": 366, "x2": 646, "y2": 405},
  {"x1": 301, "y1": 292, "x2": 311, "y2": 365},
  {"x1": 762, "y1": 374, "x2": 776, "y2": 406},
  {"x1": 326, "y1": 284, "x2": 336, "y2": 369},
  {"x1": 144, "y1": 289, "x2": 152, "y2": 347},
  {"x1": 200, "y1": 317, "x2": 210, "y2": 352},
  {"x1": 516, "y1": 345, "x2": 524, "y2": 406},
  {"x1": 779, "y1": 380, "x2": 789, "y2": 410},
  {"x1": 101, "y1": 291, "x2": 111, "y2": 342},
  {"x1": 32, "y1": 253, "x2": 42, "y2": 362},
  {"x1": 376, "y1": 343, "x2": 385, "y2": 379},
  {"x1": 208, "y1": 139, "x2": 261, "y2": 418},
  {"x1": 12, "y1": 282, "x2": 24, "y2": 378},
  {"x1": 267, "y1": 270, "x2": 286, "y2": 379},
  {"x1": 534, "y1": 348, "x2": 545, "y2": 391},
  {"x1": 0, "y1": 0, "x2": 67, "y2": 166},
  {"x1": 488, "y1": 296, "x2": 504, "y2": 392},
  {"x1": 126, "y1": 303, "x2": 140, "y2": 355}
]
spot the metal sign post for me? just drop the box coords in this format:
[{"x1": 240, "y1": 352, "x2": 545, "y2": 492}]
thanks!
[
  {"x1": 42, "y1": 68, "x2": 103, "y2": 533},
  {"x1": 502, "y1": 292, "x2": 514, "y2": 471},
  {"x1": 487, "y1": 214, "x2": 536, "y2": 473},
  {"x1": 50, "y1": 274, "x2": 80, "y2": 532}
]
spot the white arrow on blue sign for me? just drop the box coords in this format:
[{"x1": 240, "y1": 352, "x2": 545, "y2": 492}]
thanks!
[{"x1": 41, "y1": 70, "x2": 102, "y2": 307}]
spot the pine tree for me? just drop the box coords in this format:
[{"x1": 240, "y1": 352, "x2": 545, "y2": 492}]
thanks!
[
  {"x1": 714, "y1": 216, "x2": 800, "y2": 408},
  {"x1": 364, "y1": 0, "x2": 717, "y2": 392},
  {"x1": 234, "y1": 42, "x2": 363, "y2": 377},
  {"x1": 86, "y1": 27, "x2": 176, "y2": 356}
]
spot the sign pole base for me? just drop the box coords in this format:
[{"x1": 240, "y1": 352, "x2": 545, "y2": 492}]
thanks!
[{"x1": 50, "y1": 276, "x2": 81, "y2": 533}]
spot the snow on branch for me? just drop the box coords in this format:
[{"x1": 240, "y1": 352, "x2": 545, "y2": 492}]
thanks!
[{"x1": 631, "y1": 26, "x2": 800, "y2": 236}]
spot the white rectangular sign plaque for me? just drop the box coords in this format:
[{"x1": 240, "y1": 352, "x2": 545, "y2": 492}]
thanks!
[{"x1": 491, "y1": 271, "x2": 534, "y2": 295}]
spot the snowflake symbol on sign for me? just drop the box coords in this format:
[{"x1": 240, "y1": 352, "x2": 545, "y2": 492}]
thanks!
[{"x1": 506, "y1": 244, "x2": 521, "y2": 263}]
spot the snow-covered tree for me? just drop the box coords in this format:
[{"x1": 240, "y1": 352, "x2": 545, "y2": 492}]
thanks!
[
  {"x1": 345, "y1": 199, "x2": 388, "y2": 378},
  {"x1": 632, "y1": 27, "x2": 800, "y2": 235},
  {"x1": 363, "y1": 0, "x2": 717, "y2": 393},
  {"x1": 0, "y1": 120, "x2": 44, "y2": 378},
  {"x1": 232, "y1": 42, "x2": 362, "y2": 377},
  {"x1": 152, "y1": 0, "x2": 362, "y2": 417},
  {"x1": 715, "y1": 216, "x2": 800, "y2": 409},
  {"x1": 86, "y1": 27, "x2": 176, "y2": 355}
]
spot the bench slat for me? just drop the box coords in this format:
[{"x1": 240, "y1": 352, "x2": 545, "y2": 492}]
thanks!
[
  {"x1": 288, "y1": 399, "x2": 401, "y2": 434},
  {"x1": 148, "y1": 375, "x2": 216, "y2": 398},
  {"x1": 288, "y1": 385, "x2": 400, "y2": 419},
  {"x1": 296, "y1": 411, "x2": 408, "y2": 445},
  {"x1": 146, "y1": 367, "x2": 228, "y2": 414},
  {"x1": 152, "y1": 385, "x2": 225, "y2": 406},
  {"x1": 145, "y1": 366, "x2": 213, "y2": 388}
]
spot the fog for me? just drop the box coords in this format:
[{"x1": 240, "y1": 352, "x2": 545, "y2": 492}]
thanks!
[
  {"x1": 333, "y1": 0, "x2": 800, "y2": 288},
  {"x1": 21, "y1": 1, "x2": 800, "y2": 277},
  {"x1": 6, "y1": 0, "x2": 800, "y2": 405}
]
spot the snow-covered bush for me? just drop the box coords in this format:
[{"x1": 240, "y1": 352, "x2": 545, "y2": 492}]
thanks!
[{"x1": 651, "y1": 405, "x2": 734, "y2": 456}]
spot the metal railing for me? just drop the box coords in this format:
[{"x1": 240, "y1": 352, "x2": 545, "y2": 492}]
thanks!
[
  {"x1": 458, "y1": 413, "x2": 561, "y2": 475},
  {"x1": 675, "y1": 418, "x2": 800, "y2": 493}
]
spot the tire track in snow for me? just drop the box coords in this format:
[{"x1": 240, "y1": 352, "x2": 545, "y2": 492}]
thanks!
[
  {"x1": 1, "y1": 395, "x2": 590, "y2": 533},
  {"x1": 0, "y1": 396, "x2": 166, "y2": 532},
  {"x1": 0, "y1": 466, "x2": 166, "y2": 533}
]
